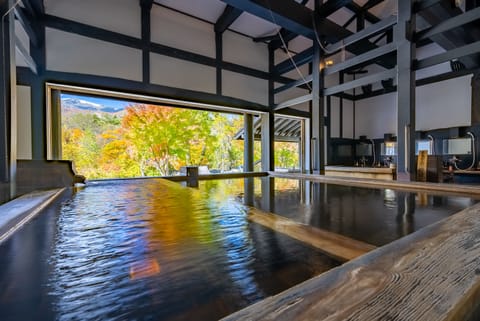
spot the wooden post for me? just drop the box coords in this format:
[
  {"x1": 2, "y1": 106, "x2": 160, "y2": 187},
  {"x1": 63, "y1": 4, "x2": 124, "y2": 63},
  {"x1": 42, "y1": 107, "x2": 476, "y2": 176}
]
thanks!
[
  {"x1": 0, "y1": 0, "x2": 17, "y2": 198},
  {"x1": 244, "y1": 113, "x2": 254, "y2": 172},
  {"x1": 396, "y1": 0, "x2": 416, "y2": 181}
]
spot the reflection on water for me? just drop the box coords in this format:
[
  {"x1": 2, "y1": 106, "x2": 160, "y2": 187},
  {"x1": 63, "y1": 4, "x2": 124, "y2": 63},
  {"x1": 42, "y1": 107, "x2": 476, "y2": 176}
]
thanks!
[
  {"x1": 1, "y1": 177, "x2": 476, "y2": 321},
  {"x1": 243, "y1": 177, "x2": 478, "y2": 246},
  {"x1": 0, "y1": 178, "x2": 336, "y2": 321}
]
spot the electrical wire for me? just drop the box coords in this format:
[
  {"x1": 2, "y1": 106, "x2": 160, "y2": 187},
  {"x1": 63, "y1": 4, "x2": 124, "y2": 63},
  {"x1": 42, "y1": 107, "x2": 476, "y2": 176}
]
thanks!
[{"x1": 265, "y1": 0, "x2": 313, "y2": 91}]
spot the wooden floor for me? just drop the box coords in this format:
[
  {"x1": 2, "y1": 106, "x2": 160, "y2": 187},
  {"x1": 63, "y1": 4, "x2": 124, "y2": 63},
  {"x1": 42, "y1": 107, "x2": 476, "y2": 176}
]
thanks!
[
  {"x1": 270, "y1": 172, "x2": 480, "y2": 197},
  {"x1": 222, "y1": 202, "x2": 480, "y2": 321}
]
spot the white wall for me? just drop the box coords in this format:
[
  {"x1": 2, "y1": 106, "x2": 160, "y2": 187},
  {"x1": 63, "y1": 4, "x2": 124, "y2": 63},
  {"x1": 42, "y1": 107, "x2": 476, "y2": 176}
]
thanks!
[
  {"x1": 343, "y1": 99, "x2": 354, "y2": 138},
  {"x1": 223, "y1": 30, "x2": 268, "y2": 72},
  {"x1": 356, "y1": 92, "x2": 397, "y2": 139},
  {"x1": 416, "y1": 75, "x2": 472, "y2": 131},
  {"x1": 354, "y1": 74, "x2": 473, "y2": 138},
  {"x1": 150, "y1": 53, "x2": 216, "y2": 94},
  {"x1": 17, "y1": 86, "x2": 32, "y2": 159},
  {"x1": 151, "y1": 5, "x2": 215, "y2": 58},
  {"x1": 45, "y1": 0, "x2": 140, "y2": 38},
  {"x1": 46, "y1": 28, "x2": 143, "y2": 81},
  {"x1": 223, "y1": 71, "x2": 268, "y2": 105}
]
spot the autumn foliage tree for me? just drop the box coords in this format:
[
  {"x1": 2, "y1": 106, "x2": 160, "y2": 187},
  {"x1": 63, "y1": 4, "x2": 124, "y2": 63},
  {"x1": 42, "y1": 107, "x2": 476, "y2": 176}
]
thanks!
[{"x1": 62, "y1": 102, "x2": 300, "y2": 179}]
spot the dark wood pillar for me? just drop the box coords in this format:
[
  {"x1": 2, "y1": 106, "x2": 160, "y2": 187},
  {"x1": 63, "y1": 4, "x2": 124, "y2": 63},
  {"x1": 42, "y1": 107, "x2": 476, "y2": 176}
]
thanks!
[
  {"x1": 244, "y1": 113, "x2": 254, "y2": 172},
  {"x1": 311, "y1": 26, "x2": 325, "y2": 174},
  {"x1": 215, "y1": 31, "x2": 222, "y2": 95},
  {"x1": 396, "y1": 0, "x2": 416, "y2": 181},
  {"x1": 262, "y1": 45, "x2": 275, "y2": 172},
  {"x1": 30, "y1": 1, "x2": 46, "y2": 160},
  {"x1": 0, "y1": 0, "x2": 17, "y2": 196},
  {"x1": 140, "y1": 0, "x2": 153, "y2": 84},
  {"x1": 50, "y1": 89, "x2": 62, "y2": 160}
]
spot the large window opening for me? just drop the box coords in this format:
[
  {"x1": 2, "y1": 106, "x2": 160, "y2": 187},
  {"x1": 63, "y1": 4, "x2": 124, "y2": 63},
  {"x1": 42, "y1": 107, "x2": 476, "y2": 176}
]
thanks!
[
  {"x1": 59, "y1": 92, "x2": 248, "y2": 179},
  {"x1": 48, "y1": 84, "x2": 309, "y2": 179}
]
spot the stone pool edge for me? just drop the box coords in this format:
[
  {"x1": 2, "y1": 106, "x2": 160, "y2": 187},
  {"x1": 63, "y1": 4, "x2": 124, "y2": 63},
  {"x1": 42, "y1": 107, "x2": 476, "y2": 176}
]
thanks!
[{"x1": 0, "y1": 188, "x2": 65, "y2": 244}]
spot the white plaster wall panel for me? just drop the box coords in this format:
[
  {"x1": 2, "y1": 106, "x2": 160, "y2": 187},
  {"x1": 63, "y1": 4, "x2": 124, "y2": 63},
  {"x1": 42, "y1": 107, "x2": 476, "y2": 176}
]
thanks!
[
  {"x1": 156, "y1": 0, "x2": 226, "y2": 24},
  {"x1": 229, "y1": 12, "x2": 277, "y2": 38},
  {"x1": 288, "y1": 36, "x2": 312, "y2": 53},
  {"x1": 275, "y1": 50, "x2": 288, "y2": 65},
  {"x1": 223, "y1": 70, "x2": 268, "y2": 105},
  {"x1": 46, "y1": 28, "x2": 142, "y2": 81},
  {"x1": 330, "y1": 97, "x2": 340, "y2": 138},
  {"x1": 223, "y1": 30, "x2": 268, "y2": 72},
  {"x1": 45, "y1": 0, "x2": 140, "y2": 38},
  {"x1": 343, "y1": 99, "x2": 354, "y2": 139},
  {"x1": 369, "y1": 0, "x2": 397, "y2": 19},
  {"x1": 325, "y1": 73, "x2": 339, "y2": 87},
  {"x1": 151, "y1": 6, "x2": 215, "y2": 58},
  {"x1": 416, "y1": 75, "x2": 472, "y2": 131},
  {"x1": 17, "y1": 85, "x2": 32, "y2": 159},
  {"x1": 328, "y1": 8, "x2": 354, "y2": 28},
  {"x1": 275, "y1": 86, "x2": 309, "y2": 105},
  {"x1": 355, "y1": 92, "x2": 397, "y2": 139},
  {"x1": 150, "y1": 53, "x2": 216, "y2": 93},
  {"x1": 289, "y1": 102, "x2": 310, "y2": 112}
]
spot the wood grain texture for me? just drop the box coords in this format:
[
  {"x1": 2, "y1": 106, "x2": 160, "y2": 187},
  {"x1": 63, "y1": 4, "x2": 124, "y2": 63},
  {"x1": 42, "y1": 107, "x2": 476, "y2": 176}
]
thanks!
[
  {"x1": 270, "y1": 172, "x2": 480, "y2": 197},
  {"x1": 247, "y1": 208, "x2": 376, "y2": 262},
  {"x1": 324, "y1": 166, "x2": 396, "y2": 181},
  {"x1": 417, "y1": 150, "x2": 428, "y2": 182},
  {"x1": 222, "y1": 203, "x2": 480, "y2": 321}
]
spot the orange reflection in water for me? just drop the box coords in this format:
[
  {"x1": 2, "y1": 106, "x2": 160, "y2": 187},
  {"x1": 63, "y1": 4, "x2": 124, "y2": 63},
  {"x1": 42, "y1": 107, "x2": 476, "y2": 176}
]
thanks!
[{"x1": 129, "y1": 258, "x2": 161, "y2": 280}]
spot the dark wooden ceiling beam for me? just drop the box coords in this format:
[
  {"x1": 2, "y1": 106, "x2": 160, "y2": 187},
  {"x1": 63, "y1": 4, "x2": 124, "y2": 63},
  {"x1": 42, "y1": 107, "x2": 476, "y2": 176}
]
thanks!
[
  {"x1": 274, "y1": 47, "x2": 313, "y2": 74},
  {"x1": 267, "y1": 0, "x2": 308, "y2": 49},
  {"x1": 14, "y1": 6, "x2": 40, "y2": 46},
  {"x1": 28, "y1": 0, "x2": 44, "y2": 15},
  {"x1": 345, "y1": 2, "x2": 380, "y2": 23},
  {"x1": 220, "y1": 0, "x2": 315, "y2": 39},
  {"x1": 224, "y1": 0, "x2": 395, "y2": 70},
  {"x1": 315, "y1": 0, "x2": 353, "y2": 18},
  {"x1": 417, "y1": 3, "x2": 480, "y2": 69},
  {"x1": 215, "y1": 5, "x2": 243, "y2": 33},
  {"x1": 362, "y1": 0, "x2": 385, "y2": 11}
]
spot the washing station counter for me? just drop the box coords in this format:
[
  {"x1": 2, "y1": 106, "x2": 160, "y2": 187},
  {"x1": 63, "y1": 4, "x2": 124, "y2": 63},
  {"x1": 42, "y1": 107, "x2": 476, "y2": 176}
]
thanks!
[{"x1": 325, "y1": 166, "x2": 396, "y2": 181}]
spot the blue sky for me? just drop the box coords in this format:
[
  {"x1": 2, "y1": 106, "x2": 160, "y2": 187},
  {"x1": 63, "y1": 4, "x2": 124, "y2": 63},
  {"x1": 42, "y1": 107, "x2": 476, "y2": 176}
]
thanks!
[{"x1": 61, "y1": 93, "x2": 133, "y2": 111}]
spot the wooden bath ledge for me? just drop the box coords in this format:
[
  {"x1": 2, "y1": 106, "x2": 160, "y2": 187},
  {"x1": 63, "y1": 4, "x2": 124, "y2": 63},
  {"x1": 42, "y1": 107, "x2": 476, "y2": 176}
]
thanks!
[
  {"x1": 222, "y1": 203, "x2": 480, "y2": 321},
  {"x1": 325, "y1": 166, "x2": 396, "y2": 181},
  {"x1": 247, "y1": 208, "x2": 375, "y2": 262}
]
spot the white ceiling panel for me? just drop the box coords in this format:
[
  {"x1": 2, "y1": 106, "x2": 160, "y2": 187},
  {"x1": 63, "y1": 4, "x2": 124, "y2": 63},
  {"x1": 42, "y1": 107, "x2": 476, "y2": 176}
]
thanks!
[
  {"x1": 154, "y1": 0, "x2": 226, "y2": 24},
  {"x1": 369, "y1": 0, "x2": 397, "y2": 19},
  {"x1": 229, "y1": 12, "x2": 279, "y2": 38},
  {"x1": 288, "y1": 35, "x2": 312, "y2": 53}
]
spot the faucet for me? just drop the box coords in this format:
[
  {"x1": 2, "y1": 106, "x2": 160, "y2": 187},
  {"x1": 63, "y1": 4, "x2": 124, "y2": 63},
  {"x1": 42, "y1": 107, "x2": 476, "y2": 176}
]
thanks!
[
  {"x1": 384, "y1": 156, "x2": 393, "y2": 167},
  {"x1": 359, "y1": 156, "x2": 367, "y2": 167}
]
